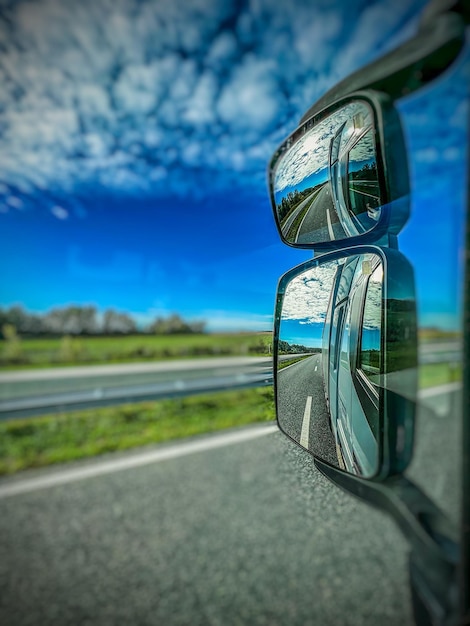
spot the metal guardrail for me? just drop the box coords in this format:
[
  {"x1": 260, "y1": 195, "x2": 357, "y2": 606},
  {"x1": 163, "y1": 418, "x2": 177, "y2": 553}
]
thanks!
[
  {"x1": 0, "y1": 347, "x2": 460, "y2": 420},
  {"x1": 0, "y1": 371, "x2": 273, "y2": 420}
]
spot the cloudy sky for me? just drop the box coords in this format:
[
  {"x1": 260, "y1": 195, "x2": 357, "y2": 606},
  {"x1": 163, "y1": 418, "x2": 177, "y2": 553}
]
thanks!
[{"x1": 0, "y1": 0, "x2": 467, "y2": 330}]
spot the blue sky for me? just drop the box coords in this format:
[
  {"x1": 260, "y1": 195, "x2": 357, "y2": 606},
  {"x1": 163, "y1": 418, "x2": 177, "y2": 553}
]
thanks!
[{"x1": 0, "y1": 0, "x2": 467, "y2": 331}]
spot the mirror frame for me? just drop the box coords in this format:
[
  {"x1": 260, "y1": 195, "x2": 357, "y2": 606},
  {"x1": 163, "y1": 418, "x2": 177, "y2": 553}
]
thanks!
[
  {"x1": 268, "y1": 90, "x2": 410, "y2": 251},
  {"x1": 273, "y1": 244, "x2": 417, "y2": 480}
]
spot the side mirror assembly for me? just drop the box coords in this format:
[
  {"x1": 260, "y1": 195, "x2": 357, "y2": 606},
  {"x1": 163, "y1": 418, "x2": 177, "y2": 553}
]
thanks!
[
  {"x1": 268, "y1": 92, "x2": 409, "y2": 250},
  {"x1": 274, "y1": 246, "x2": 417, "y2": 480}
]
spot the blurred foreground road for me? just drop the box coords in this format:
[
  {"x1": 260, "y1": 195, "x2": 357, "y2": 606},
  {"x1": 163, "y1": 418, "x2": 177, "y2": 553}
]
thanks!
[
  {"x1": 0, "y1": 384, "x2": 461, "y2": 626},
  {"x1": 0, "y1": 424, "x2": 413, "y2": 626}
]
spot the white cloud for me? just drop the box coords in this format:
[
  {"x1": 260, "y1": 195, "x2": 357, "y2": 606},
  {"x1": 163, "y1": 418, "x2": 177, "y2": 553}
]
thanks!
[
  {"x1": 282, "y1": 262, "x2": 338, "y2": 324},
  {"x1": 0, "y1": 0, "x2": 428, "y2": 210},
  {"x1": 51, "y1": 205, "x2": 69, "y2": 220}
]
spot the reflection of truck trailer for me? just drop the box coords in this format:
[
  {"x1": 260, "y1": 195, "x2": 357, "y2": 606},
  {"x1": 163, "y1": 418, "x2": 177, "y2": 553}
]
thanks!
[
  {"x1": 321, "y1": 254, "x2": 382, "y2": 476},
  {"x1": 328, "y1": 115, "x2": 380, "y2": 238}
]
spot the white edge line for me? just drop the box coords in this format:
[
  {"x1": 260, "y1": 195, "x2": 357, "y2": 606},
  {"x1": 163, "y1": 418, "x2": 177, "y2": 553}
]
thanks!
[
  {"x1": 418, "y1": 381, "x2": 461, "y2": 398},
  {"x1": 278, "y1": 354, "x2": 317, "y2": 374},
  {"x1": 295, "y1": 194, "x2": 316, "y2": 239},
  {"x1": 326, "y1": 208, "x2": 335, "y2": 240},
  {"x1": 300, "y1": 396, "x2": 312, "y2": 449},
  {"x1": 0, "y1": 424, "x2": 278, "y2": 499}
]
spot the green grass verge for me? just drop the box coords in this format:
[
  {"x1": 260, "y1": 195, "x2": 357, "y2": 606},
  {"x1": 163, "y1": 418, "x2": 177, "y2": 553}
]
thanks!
[
  {"x1": 285, "y1": 188, "x2": 322, "y2": 240},
  {"x1": 0, "y1": 332, "x2": 273, "y2": 370},
  {"x1": 0, "y1": 387, "x2": 275, "y2": 476},
  {"x1": 278, "y1": 355, "x2": 313, "y2": 370}
]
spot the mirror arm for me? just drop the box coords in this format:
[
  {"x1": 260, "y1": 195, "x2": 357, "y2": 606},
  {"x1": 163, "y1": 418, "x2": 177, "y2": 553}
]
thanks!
[
  {"x1": 315, "y1": 459, "x2": 458, "y2": 623},
  {"x1": 299, "y1": 11, "x2": 465, "y2": 125}
]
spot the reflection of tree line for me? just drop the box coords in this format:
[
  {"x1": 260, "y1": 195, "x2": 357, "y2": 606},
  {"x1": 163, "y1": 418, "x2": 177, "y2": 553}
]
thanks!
[
  {"x1": 277, "y1": 183, "x2": 323, "y2": 224},
  {"x1": 360, "y1": 299, "x2": 416, "y2": 374},
  {"x1": 349, "y1": 161, "x2": 378, "y2": 181},
  {"x1": 278, "y1": 339, "x2": 320, "y2": 354}
]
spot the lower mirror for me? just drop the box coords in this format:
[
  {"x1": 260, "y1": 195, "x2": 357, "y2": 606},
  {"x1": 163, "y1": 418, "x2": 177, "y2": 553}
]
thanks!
[{"x1": 275, "y1": 246, "x2": 417, "y2": 479}]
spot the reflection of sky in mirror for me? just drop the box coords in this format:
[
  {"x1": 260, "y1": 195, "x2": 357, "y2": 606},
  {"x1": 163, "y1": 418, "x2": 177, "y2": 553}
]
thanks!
[
  {"x1": 281, "y1": 262, "x2": 338, "y2": 324},
  {"x1": 279, "y1": 318, "x2": 324, "y2": 348},
  {"x1": 274, "y1": 101, "x2": 373, "y2": 194},
  {"x1": 280, "y1": 254, "x2": 383, "y2": 345},
  {"x1": 361, "y1": 263, "x2": 382, "y2": 330}
]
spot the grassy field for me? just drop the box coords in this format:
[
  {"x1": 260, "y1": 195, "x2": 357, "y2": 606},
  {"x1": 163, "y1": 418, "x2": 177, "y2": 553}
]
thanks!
[
  {"x1": 0, "y1": 387, "x2": 275, "y2": 476},
  {"x1": 0, "y1": 332, "x2": 273, "y2": 370}
]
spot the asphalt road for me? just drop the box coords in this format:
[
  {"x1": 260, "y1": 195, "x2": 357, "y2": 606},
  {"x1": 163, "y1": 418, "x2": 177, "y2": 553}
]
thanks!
[
  {"x1": 277, "y1": 355, "x2": 337, "y2": 466},
  {"x1": 280, "y1": 188, "x2": 319, "y2": 237},
  {"x1": 295, "y1": 184, "x2": 346, "y2": 244},
  {"x1": 0, "y1": 423, "x2": 413, "y2": 626}
]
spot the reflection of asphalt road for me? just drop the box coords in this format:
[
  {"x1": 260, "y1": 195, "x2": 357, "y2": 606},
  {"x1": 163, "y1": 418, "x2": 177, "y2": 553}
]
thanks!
[
  {"x1": 277, "y1": 354, "x2": 337, "y2": 466},
  {"x1": 281, "y1": 188, "x2": 319, "y2": 236},
  {"x1": 295, "y1": 184, "x2": 347, "y2": 244}
]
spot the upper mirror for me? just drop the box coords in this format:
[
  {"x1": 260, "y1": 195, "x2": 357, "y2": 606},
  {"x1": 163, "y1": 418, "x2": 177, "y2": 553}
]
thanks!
[
  {"x1": 275, "y1": 247, "x2": 417, "y2": 479},
  {"x1": 269, "y1": 94, "x2": 409, "y2": 249}
]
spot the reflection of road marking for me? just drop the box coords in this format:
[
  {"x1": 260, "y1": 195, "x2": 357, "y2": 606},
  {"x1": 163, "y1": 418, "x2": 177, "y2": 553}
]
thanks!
[
  {"x1": 348, "y1": 186, "x2": 380, "y2": 201},
  {"x1": 326, "y1": 208, "x2": 335, "y2": 240},
  {"x1": 300, "y1": 396, "x2": 312, "y2": 449}
]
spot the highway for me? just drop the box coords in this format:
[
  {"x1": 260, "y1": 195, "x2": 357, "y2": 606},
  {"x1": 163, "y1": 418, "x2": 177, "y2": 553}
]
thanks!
[
  {"x1": 280, "y1": 188, "x2": 319, "y2": 236},
  {"x1": 0, "y1": 357, "x2": 274, "y2": 419},
  {"x1": 295, "y1": 184, "x2": 346, "y2": 243},
  {"x1": 277, "y1": 354, "x2": 337, "y2": 466}
]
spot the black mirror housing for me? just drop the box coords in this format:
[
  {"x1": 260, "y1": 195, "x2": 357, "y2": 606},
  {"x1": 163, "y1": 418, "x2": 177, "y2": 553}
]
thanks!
[
  {"x1": 274, "y1": 245, "x2": 417, "y2": 480},
  {"x1": 268, "y1": 91, "x2": 410, "y2": 251}
]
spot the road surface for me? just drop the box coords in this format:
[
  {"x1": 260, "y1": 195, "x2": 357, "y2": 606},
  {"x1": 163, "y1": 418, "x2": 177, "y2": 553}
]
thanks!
[
  {"x1": 277, "y1": 354, "x2": 337, "y2": 466},
  {"x1": 0, "y1": 383, "x2": 460, "y2": 625},
  {"x1": 295, "y1": 184, "x2": 347, "y2": 243}
]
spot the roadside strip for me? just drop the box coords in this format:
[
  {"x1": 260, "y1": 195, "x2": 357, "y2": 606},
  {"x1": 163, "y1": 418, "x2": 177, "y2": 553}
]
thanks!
[{"x1": 0, "y1": 423, "x2": 278, "y2": 499}]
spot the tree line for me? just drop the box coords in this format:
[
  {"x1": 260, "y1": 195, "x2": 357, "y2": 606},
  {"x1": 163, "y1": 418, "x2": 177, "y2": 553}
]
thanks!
[{"x1": 0, "y1": 306, "x2": 206, "y2": 339}]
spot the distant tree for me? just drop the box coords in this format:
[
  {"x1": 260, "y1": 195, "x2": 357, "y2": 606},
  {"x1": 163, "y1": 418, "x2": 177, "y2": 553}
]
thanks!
[
  {"x1": 148, "y1": 313, "x2": 206, "y2": 335},
  {"x1": 43, "y1": 306, "x2": 98, "y2": 335},
  {"x1": 102, "y1": 309, "x2": 137, "y2": 334}
]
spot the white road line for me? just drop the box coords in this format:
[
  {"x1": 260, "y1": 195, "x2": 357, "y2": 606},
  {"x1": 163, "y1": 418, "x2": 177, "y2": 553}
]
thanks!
[
  {"x1": 418, "y1": 382, "x2": 461, "y2": 398},
  {"x1": 315, "y1": 365, "x2": 318, "y2": 372},
  {"x1": 326, "y1": 208, "x2": 335, "y2": 240},
  {"x1": 0, "y1": 424, "x2": 278, "y2": 499},
  {"x1": 348, "y1": 187, "x2": 380, "y2": 201},
  {"x1": 300, "y1": 396, "x2": 313, "y2": 449}
]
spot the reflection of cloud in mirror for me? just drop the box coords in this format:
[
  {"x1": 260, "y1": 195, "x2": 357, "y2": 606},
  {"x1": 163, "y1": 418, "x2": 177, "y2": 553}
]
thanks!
[
  {"x1": 274, "y1": 101, "x2": 373, "y2": 193},
  {"x1": 282, "y1": 262, "x2": 338, "y2": 323},
  {"x1": 362, "y1": 263, "x2": 382, "y2": 329}
]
